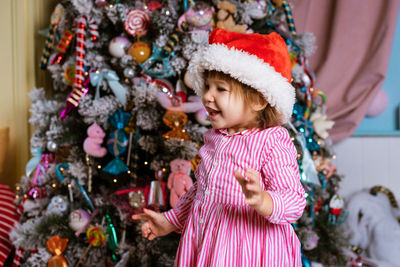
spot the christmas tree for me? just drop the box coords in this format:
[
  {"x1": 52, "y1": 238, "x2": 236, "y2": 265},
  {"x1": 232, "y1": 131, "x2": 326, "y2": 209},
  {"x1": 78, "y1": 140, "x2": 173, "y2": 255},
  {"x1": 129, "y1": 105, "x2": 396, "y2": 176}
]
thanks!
[{"x1": 12, "y1": 0, "x2": 348, "y2": 266}]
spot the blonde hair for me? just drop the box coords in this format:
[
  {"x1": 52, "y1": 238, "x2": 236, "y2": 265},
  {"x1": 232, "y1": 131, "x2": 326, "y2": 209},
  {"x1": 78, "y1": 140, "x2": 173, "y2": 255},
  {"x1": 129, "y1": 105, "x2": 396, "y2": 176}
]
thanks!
[{"x1": 204, "y1": 70, "x2": 284, "y2": 129}]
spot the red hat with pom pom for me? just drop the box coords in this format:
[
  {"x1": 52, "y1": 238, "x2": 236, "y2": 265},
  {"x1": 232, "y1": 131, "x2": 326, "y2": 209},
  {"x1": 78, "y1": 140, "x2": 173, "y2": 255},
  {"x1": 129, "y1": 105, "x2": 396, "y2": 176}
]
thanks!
[{"x1": 188, "y1": 28, "x2": 295, "y2": 123}]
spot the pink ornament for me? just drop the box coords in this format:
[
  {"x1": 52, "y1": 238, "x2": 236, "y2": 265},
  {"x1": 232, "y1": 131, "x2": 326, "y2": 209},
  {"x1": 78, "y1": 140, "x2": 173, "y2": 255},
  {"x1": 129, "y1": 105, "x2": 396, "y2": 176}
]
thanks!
[
  {"x1": 167, "y1": 159, "x2": 193, "y2": 208},
  {"x1": 69, "y1": 209, "x2": 91, "y2": 232},
  {"x1": 366, "y1": 89, "x2": 388, "y2": 117},
  {"x1": 83, "y1": 123, "x2": 107, "y2": 157},
  {"x1": 124, "y1": 10, "x2": 151, "y2": 37},
  {"x1": 147, "y1": 0, "x2": 162, "y2": 11},
  {"x1": 28, "y1": 186, "x2": 47, "y2": 199},
  {"x1": 178, "y1": 2, "x2": 214, "y2": 32}
]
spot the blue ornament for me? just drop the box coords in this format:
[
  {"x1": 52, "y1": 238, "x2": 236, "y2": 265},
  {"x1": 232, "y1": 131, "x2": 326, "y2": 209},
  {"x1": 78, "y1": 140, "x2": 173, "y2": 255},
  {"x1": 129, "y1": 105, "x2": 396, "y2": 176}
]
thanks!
[
  {"x1": 103, "y1": 109, "x2": 131, "y2": 175},
  {"x1": 107, "y1": 129, "x2": 128, "y2": 156},
  {"x1": 140, "y1": 43, "x2": 175, "y2": 78}
]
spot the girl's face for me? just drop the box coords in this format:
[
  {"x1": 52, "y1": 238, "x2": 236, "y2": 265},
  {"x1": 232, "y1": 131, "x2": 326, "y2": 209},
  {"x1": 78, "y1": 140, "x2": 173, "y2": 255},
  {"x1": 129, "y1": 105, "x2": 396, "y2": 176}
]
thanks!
[{"x1": 202, "y1": 76, "x2": 259, "y2": 134}]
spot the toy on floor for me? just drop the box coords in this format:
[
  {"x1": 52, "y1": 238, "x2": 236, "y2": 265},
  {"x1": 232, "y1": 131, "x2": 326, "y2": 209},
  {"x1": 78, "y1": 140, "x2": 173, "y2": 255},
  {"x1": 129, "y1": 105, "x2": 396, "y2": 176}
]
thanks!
[{"x1": 345, "y1": 186, "x2": 400, "y2": 266}]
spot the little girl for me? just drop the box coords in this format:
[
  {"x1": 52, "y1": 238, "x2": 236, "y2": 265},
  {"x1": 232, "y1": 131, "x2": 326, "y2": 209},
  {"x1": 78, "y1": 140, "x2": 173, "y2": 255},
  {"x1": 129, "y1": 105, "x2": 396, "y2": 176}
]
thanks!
[{"x1": 133, "y1": 28, "x2": 306, "y2": 266}]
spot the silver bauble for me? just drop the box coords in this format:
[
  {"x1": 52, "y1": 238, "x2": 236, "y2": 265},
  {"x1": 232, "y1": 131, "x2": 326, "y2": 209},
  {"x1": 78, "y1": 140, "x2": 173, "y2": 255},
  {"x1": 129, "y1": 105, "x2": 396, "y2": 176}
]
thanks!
[{"x1": 46, "y1": 140, "x2": 58, "y2": 152}]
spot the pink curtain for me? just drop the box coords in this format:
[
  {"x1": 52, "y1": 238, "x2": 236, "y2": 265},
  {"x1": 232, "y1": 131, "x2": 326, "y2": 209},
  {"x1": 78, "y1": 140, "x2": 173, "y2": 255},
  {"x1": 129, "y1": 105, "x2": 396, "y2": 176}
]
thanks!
[{"x1": 292, "y1": 0, "x2": 400, "y2": 143}]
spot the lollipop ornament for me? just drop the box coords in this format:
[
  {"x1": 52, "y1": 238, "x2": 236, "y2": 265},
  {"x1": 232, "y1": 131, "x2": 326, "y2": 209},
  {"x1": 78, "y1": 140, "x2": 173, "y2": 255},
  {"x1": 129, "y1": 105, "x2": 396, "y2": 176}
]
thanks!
[{"x1": 75, "y1": 226, "x2": 106, "y2": 267}]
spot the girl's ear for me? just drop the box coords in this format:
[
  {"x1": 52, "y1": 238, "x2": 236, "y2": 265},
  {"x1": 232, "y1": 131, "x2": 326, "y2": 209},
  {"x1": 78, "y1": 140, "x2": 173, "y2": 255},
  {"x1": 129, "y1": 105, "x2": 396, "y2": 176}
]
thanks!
[{"x1": 251, "y1": 96, "x2": 268, "y2": 111}]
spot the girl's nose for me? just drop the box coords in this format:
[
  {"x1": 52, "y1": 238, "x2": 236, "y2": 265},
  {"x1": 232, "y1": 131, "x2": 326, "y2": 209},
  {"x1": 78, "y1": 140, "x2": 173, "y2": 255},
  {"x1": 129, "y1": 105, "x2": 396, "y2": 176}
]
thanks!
[{"x1": 202, "y1": 88, "x2": 213, "y2": 103}]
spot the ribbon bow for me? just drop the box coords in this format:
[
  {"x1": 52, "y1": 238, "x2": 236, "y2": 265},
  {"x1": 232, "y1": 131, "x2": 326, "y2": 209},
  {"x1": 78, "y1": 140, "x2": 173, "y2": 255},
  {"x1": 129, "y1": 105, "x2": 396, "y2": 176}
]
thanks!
[
  {"x1": 26, "y1": 147, "x2": 42, "y2": 178},
  {"x1": 90, "y1": 70, "x2": 127, "y2": 106}
]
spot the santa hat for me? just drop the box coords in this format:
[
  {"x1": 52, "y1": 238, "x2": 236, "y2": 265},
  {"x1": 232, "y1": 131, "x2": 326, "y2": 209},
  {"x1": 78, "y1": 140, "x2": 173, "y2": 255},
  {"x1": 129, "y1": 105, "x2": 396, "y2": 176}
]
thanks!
[{"x1": 188, "y1": 28, "x2": 295, "y2": 124}]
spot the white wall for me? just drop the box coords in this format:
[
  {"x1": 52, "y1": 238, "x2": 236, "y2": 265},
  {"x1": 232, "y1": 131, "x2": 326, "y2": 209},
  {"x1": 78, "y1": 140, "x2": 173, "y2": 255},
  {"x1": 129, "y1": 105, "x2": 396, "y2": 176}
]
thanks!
[{"x1": 333, "y1": 136, "x2": 400, "y2": 201}]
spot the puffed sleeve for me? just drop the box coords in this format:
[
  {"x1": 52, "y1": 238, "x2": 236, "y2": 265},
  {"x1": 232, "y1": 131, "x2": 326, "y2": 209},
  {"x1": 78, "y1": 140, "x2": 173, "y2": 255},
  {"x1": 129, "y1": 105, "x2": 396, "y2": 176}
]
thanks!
[
  {"x1": 261, "y1": 127, "x2": 306, "y2": 224},
  {"x1": 163, "y1": 181, "x2": 198, "y2": 232}
]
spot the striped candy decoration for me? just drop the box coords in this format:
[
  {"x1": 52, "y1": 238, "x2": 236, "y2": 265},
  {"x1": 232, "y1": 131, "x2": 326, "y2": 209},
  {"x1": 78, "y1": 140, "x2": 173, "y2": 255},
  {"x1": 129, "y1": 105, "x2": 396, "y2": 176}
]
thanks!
[
  {"x1": 124, "y1": 9, "x2": 150, "y2": 37},
  {"x1": 282, "y1": 0, "x2": 296, "y2": 35},
  {"x1": 87, "y1": 17, "x2": 99, "y2": 42},
  {"x1": 39, "y1": 26, "x2": 56, "y2": 69},
  {"x1": 74, "y1": 15, "x2": 87, "y2": 91}
]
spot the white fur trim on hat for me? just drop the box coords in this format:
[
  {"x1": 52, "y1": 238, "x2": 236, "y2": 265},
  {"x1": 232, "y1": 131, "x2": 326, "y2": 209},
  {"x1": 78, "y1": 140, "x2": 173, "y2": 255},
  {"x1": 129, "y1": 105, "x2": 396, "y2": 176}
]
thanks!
[{"x1": 188, "y1": 44, "x2": 295, "y2": 124}]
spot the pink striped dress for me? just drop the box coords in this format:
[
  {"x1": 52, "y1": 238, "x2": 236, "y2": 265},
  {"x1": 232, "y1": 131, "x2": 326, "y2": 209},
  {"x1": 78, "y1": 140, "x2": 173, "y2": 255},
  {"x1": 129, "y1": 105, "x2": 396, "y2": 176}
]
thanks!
[{"x1": 164, "y1": 126, "x2": 306, "y2": 267}]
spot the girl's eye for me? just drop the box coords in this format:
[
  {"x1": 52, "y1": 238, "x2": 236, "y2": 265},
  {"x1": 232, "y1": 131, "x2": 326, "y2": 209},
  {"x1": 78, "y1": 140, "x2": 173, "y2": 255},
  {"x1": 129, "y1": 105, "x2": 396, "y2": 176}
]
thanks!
[{"x1": 217, "y1": 87, "x2": 227, "y2": 92}]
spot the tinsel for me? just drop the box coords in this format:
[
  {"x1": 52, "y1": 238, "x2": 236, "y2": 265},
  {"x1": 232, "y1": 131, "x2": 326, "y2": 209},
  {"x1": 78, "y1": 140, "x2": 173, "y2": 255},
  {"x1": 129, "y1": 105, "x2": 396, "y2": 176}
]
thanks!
[
  {"x1": 138, "y1": 135, "x2": 159, "y2": 154},
  {"x1": 185, "y1": 121, "x2": 208, "y2": 143},
  {"x1": 78, "y1": 95, "x2": 120, "y2": 127},
  {"x1": 71, "y1": 0, "x2": 93, "y2": 15},
  {"x1": 28, "y1": 89, "x2": 64, "y2": 131},
  {"x1": 68, "y1": 160, "x2": 88, "y2": 185},
  {"x1": 163, "y1": 139, "x2": 198, "y2": 161},
  {"x1": 136, "y1": 108, "x2": 162, "y2": 130},
  {"x1": 24, "y1": 247, "x2": 52, "y2": 267}
]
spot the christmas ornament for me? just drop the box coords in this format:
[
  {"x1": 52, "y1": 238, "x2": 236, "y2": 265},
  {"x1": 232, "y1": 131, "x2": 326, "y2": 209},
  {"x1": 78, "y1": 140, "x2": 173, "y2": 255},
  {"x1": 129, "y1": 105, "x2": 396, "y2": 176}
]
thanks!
[
  {"x1": 128, "y1": 41, "x2": 151, "y2": 64},
  {"x1": 300, "y1": 228, "x2": 319, "y2": 250},
  {"x1": 329, "y1": 194, "x2": 344, "y2": 216},
  {"x1": 90, "y1": 69, "x2": 127, "y2": 106},
  {"x1": 103, "y1": 110, "x2": 131, "y2": 175},
  {"x1": 167, "y1": 159, "x2": 193, "y2": 208},
  {"x1": 124, "y1": 9, "x2": 151, "y2": 37},
  {"x1": 293, "y1": 129, "x2": 319, "y2": 185},
  {"x1": 51, "y1": 30, "x2": 74, "y2": 65},
  {"x1": 69, "y1": 209, "x2": 90, "y2": 232},
  {"x1": 46, "y1": 195, "x2": 69, "y2": 216},
  {"x1": 128, "y1": 190, "x2": 145, "y2": 208},
  {"x1": 175, "y1": 79, "x2": 187, "y2": 103},
  {"x1": 59, "y1": 76, "x2": 90, "y2": 119},
  {"x1": 83, "y1": 123, "x2": 107, "y2": 157},
  {"x1": 141, "y1": 24, "x2": 187, "y2": 78},
  {"x1": 162, "y1": 111, "x2": 191, "y2": 141},
  {"x1": 146, "y1": 171, "x2": 167, "y2": 210},
  {"x1": 108, "y1": 36, "x2": 131, "y2": 58},
  {"x1": 85, "y1": 154, "x2": 93, "y2": 192},
  {"x1": 46, "y1": 235, "x2": 69, "y2": 267},
  {"x1": 248, "y1": 0, "x2": 268, "y2": 19},
  {"x1": 25, "y1": 147, "x2": 42, "y2": 178},
  {"x1": 328, "y1": 194, "x2": 347, "y2": 225},
  {"x1": 40, "y1": 4, "x2": 63, "y2": 69},
  {"x1": 123, "y1": 115, "x2": 136, "y2": 166},
  {"x1": 95, "y1": 0, "x2": 107, "y2": 7},
  {"x1": 146, "y1": 0, "x2": 162, "y2": 11},
  {"x1": 64, "y1": 65, "x2": 76, "y2": 85},
  {"x1": 309, "y1": 111, "x2": 334, "y2": 140},
  {"x1": 282, "y1": 0, "x2": 296, "y2": 35},
  {"x1": 59, "y1": 15, "x2": 98, "y2": 119},
  {"x1": 46, "y1": 140, "x2": 58, "y2": 152},
  {"x1": 177, "y1": 1, "x2": 214, "y2": 32},
  {"x1": 75, "y1": 227, "x2": 106, "y2": 266},
  {"x1": 56, "y1": 163, "x2": 95, "y2": 211},
  {"x1": 28, "y1": 186, "x2": 47, "y2": 200},
  {"x1": 123, "y1": 68, "x2": 135, "y2": 78},
  {"x1": 105, "y1": 213, "x2": 118, "y2": 261}
]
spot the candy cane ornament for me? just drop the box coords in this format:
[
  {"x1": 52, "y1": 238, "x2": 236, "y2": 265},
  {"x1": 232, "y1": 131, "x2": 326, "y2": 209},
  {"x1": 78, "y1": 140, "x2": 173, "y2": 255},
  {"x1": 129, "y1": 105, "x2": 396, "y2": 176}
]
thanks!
[{"x1": 60, "y1": 16, "x2": 99, "y2": 119}]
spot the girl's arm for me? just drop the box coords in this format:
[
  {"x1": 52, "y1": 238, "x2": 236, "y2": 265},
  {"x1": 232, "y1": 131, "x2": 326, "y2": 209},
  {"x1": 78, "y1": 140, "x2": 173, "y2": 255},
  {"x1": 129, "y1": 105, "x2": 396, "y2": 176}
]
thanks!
[
  {"x1": 261, "y1": 127, "x2": 306, "y2": 224},
  {"x1": 162, "y1": 181, "x2": 198, "y2": 232}
]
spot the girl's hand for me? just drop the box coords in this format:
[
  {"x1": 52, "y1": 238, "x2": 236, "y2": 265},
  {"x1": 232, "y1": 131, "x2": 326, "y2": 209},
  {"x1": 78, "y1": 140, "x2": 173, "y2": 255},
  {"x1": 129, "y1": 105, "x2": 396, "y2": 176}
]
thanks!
[
  {"x1": 132, "y1": 208, "x2": 178, "y2": 240},
  {"x1": 234, "y1": 168, "x2": 273, "y2": 217}
]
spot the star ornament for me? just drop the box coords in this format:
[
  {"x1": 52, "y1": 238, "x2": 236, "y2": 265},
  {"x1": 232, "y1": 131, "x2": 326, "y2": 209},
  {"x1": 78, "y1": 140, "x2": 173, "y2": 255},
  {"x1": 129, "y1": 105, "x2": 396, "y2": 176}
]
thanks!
[{"x1": 309, "y1": 112, "x2": 335, "y2": 139}]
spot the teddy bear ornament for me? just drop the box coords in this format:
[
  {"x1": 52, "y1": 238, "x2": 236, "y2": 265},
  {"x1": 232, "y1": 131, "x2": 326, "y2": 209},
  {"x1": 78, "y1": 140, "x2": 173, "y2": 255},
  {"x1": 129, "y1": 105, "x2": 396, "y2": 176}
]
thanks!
[{"x1": 168, "y1": 158, "x2": 193, "y2": 208}]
